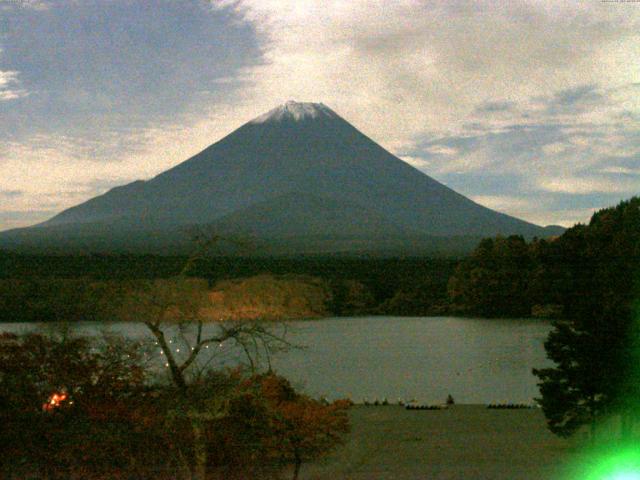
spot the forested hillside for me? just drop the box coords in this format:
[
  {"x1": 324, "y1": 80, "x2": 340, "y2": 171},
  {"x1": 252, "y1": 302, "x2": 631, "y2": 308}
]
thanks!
[
  {"x1": 448, "y1": 197, "x2": 640, "y2": 318},
  {"x1": 0, "y1": 255, "x2": 456, "y2": 322},
  {"x1": 2, "y1": 197, "x2": 637, "y2": 322}
]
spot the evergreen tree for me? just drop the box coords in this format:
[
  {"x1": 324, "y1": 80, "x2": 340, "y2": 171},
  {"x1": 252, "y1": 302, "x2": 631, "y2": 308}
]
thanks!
[
  {"x1": 534, "y1": 197, "x2": 640, "y2": 439},
  {"x1": 448, "y1": 235, "x2": 533, "y2": 317}
]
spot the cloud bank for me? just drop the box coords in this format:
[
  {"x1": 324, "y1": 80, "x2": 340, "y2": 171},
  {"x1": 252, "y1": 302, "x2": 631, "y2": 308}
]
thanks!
[
  {"x1": 1, "y1": 0, "x2": 639, "y2": 229},
  {"x1": 211, "y1": 0, "x2": 640, "y2": 226}
]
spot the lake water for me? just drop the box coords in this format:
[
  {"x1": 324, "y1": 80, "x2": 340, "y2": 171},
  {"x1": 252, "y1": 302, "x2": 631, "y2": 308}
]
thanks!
[{"x1": 0, "y1": 316, "x2": 552, "y2": 404}]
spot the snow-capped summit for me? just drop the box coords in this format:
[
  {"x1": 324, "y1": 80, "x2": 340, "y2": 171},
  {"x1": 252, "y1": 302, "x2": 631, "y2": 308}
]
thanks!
[{"x1": 251, "y1": 100, "x2": 336, "y2": 123}]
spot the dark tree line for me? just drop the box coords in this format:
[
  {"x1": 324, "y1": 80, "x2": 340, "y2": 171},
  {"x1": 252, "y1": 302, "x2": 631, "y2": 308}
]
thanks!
[
  {"x1": 447, "y1": 197, "x2": 640, "y2": 439},
  {"x1": 447, "y1": 235, "x2": 535, "y2": 317},
  {"x1": 446, "y1": 219, "x2": 633, "y2": 319},
  {"x1": 0, "y1": 255, "x2": 457, "y2": 321},
  {"x1": 532, "y1": 197, "x2": 640, "y2": 439}
]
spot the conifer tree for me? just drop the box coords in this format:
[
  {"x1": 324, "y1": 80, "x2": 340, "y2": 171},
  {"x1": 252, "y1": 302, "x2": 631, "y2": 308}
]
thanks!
[{"x1": 534, "y1": 197, "x2": 640, "y2": 439}]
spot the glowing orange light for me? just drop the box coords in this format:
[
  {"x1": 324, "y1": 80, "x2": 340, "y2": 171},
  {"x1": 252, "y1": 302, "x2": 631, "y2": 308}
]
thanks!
[{"x1": 43, "y1": 392, "x2": 68, "y2": 411}]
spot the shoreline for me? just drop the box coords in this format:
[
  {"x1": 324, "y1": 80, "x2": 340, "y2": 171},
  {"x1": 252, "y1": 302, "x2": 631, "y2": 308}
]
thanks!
[{"x1": 0, "y1": 314, "x2": 553, "y2": 324}]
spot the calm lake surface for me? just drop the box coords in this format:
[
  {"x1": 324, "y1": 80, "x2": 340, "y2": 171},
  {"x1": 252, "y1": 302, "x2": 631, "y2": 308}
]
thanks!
[{"x1": 0, "y1": 316, "x2": 552, "y2": 404}]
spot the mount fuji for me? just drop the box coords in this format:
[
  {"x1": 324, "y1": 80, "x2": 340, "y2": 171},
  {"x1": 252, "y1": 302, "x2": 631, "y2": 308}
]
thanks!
[{"x1": 0, "y1": 101, "x2": 562, "y2": 254}]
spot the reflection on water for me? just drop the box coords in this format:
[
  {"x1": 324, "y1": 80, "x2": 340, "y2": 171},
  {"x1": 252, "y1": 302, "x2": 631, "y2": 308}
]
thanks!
[{"x1": 0, "y1": 316, "x2": 552, "y2": 404}]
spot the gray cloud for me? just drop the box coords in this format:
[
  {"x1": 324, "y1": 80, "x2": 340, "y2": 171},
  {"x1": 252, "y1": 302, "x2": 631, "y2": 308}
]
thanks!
[
  {"x1": 552, "y1": 84, "x2": 603, "y2": 106},
  {"x1": 0, "y1": 1, "x2": 260, "y2": 143},
  {"x1": 0, "y1": 69, "x2": 27, "y2": 101},
  {"x1": 2, "y1": 0, "x2": 640, "y2": 230},
  {"x1": 474, "y1": 101, "x2": 517, "y2": 114},
  {"x1": 0, "y1": 189, "x2": 23, "y2": 197},
  {"x1": 404, "y1": 77, "x2": 640, "y2": 225},
  {"x1": 0, "y1": 0, "x2": 50, "y2": 9},
  {"x1": 534, "y1": 84, "x2": 609, "y2": 115}
]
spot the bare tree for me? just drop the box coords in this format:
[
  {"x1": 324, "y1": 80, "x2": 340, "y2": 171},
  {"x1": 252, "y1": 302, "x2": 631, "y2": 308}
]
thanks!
[{"x1": 117, "y1": 233, "x2": 292, "y2": 480}]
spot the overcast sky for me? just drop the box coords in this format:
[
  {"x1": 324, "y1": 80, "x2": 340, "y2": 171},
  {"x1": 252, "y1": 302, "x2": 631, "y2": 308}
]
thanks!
[{"x1": 1, "y1": 0, "x2": 639, "y2": 231}]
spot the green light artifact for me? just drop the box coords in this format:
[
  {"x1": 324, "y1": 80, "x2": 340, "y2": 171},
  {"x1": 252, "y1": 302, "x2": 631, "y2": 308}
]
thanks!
[{"x1": 573, "y1": 445, "x2": 640, "y2": 480}]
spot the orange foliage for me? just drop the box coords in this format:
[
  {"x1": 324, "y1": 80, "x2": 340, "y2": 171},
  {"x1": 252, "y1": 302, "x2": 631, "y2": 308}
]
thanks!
[{"x1": 250, "y1": 374, "x2": 351, "y2": 467}]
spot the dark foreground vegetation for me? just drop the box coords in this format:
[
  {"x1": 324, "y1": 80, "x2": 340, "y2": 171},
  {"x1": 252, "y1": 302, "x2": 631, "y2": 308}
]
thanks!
[{"x1": 0, "y1": 329, "x2": 350, "y2": 479}]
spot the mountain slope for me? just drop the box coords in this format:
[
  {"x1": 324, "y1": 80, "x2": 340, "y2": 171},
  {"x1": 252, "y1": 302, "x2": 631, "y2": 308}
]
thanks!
[{"x1": 0, "y1": 101, "x2": 560, "y2": 253}]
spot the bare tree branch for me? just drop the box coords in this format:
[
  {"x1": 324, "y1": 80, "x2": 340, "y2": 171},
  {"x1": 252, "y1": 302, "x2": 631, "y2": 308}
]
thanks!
[{"x1": 145, "y1": 321, "x2": 187, "y2": 391}]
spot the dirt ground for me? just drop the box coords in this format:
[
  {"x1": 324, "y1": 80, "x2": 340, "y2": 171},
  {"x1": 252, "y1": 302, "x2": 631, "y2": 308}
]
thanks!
[{"x1": 301, "y1": 405, "x2": 585, "y2": 480}]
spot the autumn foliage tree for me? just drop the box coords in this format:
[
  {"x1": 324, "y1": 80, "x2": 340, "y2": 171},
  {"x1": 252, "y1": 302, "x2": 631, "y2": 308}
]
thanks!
[
  {"x1": 106, "y1": 233, "x2": 305, "y2": 480},
  {"x1": 0, "y1": 330, "x2": 350, "y2": 480},
  {"x1": 155, "y1": 368, "x2": 351, "y2": 480},
  {"x1": 0, "y1": 330, "x2": 182, "y2": 479},
  {"x1": 246, "y1": 374, "x2": 351, "y2": 480}
]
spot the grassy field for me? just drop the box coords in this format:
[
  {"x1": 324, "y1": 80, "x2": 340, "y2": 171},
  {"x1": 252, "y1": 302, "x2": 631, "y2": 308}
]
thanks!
[{"x1": 301, "y1": 405, "x2": 585, "y2": 480}]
